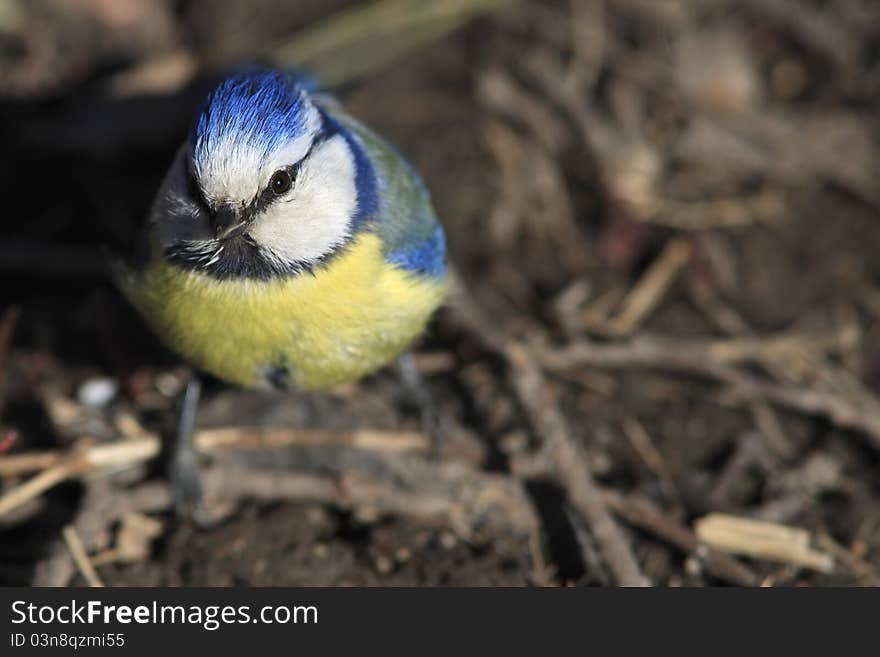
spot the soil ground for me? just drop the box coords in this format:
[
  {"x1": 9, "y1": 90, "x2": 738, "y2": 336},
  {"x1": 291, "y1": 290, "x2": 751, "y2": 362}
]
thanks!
[{"x1": 2, "y1": 0, "x2": 880, "y2": 586}]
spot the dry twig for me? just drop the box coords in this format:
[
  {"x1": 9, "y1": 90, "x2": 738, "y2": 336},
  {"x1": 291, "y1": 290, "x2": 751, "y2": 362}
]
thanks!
[
  {"x1": 604, "y1": 238, "x2": 692, "y2": 336},
  {"x1": 695, "y1": 513, "x2": 834, "y2": 573},
  {"x1": 539, "y1": 329, "x2": 880, "y2": 449},
  {"x1": 602, "y1": 490, "x2": 760, "y2": 586},
  {"x1": 62, "y1": 525, "x2": 104, "y2": 587},
  {"x1": 506, "y1": 345, "x2": 649, "y2": 586},
  {"x1": 200, "y1": 460, "x2": 538, "y2": 541},
  {"x1": 0, "y1": 426, "x2": 466, "y2": 518},
  {"x1": 450, "y1": 272, "x2": 649, "y2": 585}
]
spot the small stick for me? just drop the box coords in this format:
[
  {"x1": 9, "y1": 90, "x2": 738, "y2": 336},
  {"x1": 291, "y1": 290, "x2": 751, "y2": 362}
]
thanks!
[
  {"x1": 509, "y1": 451, "x2": 760, "y2": 586},
  {"x1": 749, "y1": 400, "x2": 796, "y2": 460},
  {"x1": 579, "y1": 286, "x2": 626, "y2": 332},
  {"x1": 602, "y1": 490, "x2": 760, "y2": 586},
  {"x1": 605, "y1": 238, "x2": 692, "y2": 336},
  {"x1": 528, "y1": 528, "x2": 556, "y2": 586},
  {"x1": 196, "y1": 426, "x2": 430, "y2": 454},
  {"x1": 540, "y1": 328, "x2": 856, "y2": 372},
  {"x1": 620, "y1": 418, "x2": 676, "y2": 500},
  {"x1": 0, "y1": 427, "x2": 438, "y2": 518},
  {"x1": 62, "y1": 525, "x2": 104, "y2": 587},
  {"x1": 688, "y1": 282, "x2": 800, "y2": 459},
  {"x1": 0, "y1": 459, "x2": 90, "y2": 517},
  {"x1": 0, "y1": 427, "x2": 435, "y2": 479},
  {"x1": 815, "y1": 533, "x2": 880, "y2": 585},
  {"x1": 199, "y1": 461, "x2": 539, "y2": 540},
  {"x1": 507, "y1": 343, "x2": 650, "y2": 586},
  {"x1": 539, "y1": 332, "x2": 880, "y2": 449},
  {"x1": 695, "y1": 513, "x2": 834, "y2": 573},
  {"x1": 450, "y1": 271, "x2": 649, "y2": 585},
  {"x1": 0, "y1": 449, "x2": 61, "y2": 477}
]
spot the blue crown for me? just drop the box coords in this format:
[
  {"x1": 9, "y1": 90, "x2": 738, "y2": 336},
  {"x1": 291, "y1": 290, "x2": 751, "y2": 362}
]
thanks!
[{"x1": 191, "y1": 70, "x2": 312, "y2": 169}]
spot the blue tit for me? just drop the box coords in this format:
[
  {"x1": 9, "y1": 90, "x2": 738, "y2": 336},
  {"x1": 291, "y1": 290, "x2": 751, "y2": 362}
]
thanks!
[{"x1": 118, "y1": 70, "x2": 447, "y2": 391}]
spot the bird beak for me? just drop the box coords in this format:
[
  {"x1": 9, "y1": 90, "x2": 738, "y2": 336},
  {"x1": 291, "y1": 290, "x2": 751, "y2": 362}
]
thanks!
[{"x1": 213, "y1": 204, "x2": 248, "y2": 241}]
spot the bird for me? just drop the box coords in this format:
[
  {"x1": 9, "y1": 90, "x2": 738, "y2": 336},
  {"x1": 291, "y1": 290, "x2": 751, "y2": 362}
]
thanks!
[{"x1": 116, "y1": 69, "x2": 447, "y2": 513}]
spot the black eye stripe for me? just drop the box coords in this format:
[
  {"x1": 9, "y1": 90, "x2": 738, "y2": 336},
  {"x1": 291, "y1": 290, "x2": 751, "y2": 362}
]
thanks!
[
  {"x1": 256, "y1": 163, "x2": 298, "y2": 207},
  {"x1": 262, "y1": 113, "x2": 337, "y2": 198},
  {"x1": 260, "y1": 129, "x2": 327, "y2": 200}
]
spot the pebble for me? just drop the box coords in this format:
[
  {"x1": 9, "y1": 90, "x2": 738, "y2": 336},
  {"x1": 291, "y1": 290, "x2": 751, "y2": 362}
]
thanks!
[{"x1": 77, "y1": 377, "x2": 119, "y2": 408}]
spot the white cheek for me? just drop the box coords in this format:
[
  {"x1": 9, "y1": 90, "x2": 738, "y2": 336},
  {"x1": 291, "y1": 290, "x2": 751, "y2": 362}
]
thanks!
[{"x1": 248, "y1": 134, "x2": 357, "y2": 264}]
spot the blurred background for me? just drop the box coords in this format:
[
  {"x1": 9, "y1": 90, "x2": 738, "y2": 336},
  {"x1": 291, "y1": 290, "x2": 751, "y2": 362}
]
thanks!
[{"x1": 1, "y1": 0, "x2": 880, "y2": 586}]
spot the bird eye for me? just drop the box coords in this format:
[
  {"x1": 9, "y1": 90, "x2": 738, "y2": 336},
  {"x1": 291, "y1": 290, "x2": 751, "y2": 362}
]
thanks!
[{"x1": 269, "y1": 169, "x2": 292, "y2": 195}]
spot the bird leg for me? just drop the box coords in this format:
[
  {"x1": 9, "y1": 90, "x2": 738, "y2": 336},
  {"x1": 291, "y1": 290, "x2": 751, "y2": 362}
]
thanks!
[
  {"x1": 395, "y1": 352, "x2": 445, "y2": 458},
  {"x1": 167, "y1": 376, "x2": 210, "y2": 524}
]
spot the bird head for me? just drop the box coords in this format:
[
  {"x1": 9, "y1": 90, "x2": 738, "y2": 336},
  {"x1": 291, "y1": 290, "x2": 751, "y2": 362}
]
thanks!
[{"x1": 153, "y1": 71, "x2": 366, "y2": 279}]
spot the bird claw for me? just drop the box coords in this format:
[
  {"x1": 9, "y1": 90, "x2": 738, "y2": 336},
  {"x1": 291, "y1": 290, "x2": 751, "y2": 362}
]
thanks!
[{"x1": 170, "y1": 454, "x2": 211, "y2": 526}]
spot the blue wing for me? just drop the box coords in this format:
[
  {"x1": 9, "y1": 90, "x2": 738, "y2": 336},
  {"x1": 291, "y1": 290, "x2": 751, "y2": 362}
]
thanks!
[
  {"x1": 329, "y1": 108, "x2": 447, "y2": 279},
  {"x1": 385, "y1": 224, "x2": 446, "y2": 277}
]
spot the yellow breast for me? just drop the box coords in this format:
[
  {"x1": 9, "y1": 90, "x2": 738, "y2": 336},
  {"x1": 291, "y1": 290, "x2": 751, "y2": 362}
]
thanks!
[{"x1": 128, "y1": 233, "x2": 446, "y2": 389}]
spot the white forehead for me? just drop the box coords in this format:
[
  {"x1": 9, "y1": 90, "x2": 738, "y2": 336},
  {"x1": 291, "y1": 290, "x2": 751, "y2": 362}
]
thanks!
[{"x1": 194, "y1": 101, "x2": 322, "y2": 206}]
